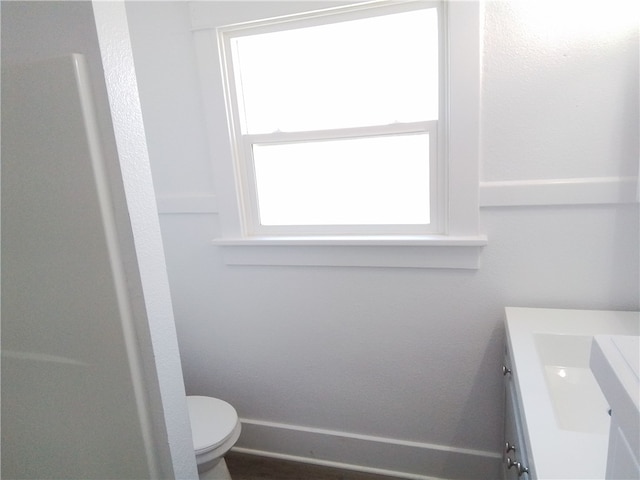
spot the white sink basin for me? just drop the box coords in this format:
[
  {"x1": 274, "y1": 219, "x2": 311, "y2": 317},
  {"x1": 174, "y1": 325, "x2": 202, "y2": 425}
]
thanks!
[{"x1": 534, "y1": 333, "x2": 610, "y2": 433}]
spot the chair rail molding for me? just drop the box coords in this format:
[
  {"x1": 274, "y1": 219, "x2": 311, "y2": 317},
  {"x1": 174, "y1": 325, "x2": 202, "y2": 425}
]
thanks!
[
  {"x1": 479, "y1": 176, "x2": 639, "y2": 207},
  {"x1": 155, "y1": 176, "x2": 638, "y2": 215}
]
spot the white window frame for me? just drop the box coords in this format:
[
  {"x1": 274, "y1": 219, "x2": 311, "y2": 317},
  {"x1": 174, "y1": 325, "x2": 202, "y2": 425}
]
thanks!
[
  {"x1": 190, "y1": 0, "x2": 486, "y2": 268},
  {"x1": 219, "y1": 1, "x2": 443, "y2": 236}
]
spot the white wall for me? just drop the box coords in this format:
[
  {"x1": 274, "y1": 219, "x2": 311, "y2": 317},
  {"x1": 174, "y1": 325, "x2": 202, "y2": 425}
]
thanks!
[{"x1": 126, "y1": 1, "x2": 639, "y2": 479}]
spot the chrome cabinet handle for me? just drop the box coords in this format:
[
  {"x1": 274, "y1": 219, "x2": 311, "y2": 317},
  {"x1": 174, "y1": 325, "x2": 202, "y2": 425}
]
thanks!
[
  {"x1": 505, "y1": 442, "x2": 516, "y2": 453},
  {"x1": 517, "y1": 462, "x2": 529, "y2": 476},
  {"x1": 502, "y1": 365, "x2": 512, "y2": 376},
  {"x1": 507, "y1": 457, "x2": 529, "y2": 477}
]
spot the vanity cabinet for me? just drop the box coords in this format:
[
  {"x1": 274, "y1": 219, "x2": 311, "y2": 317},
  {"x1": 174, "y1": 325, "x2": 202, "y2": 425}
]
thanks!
[
  {"x1": 503, "y1": 346, "x2": 531, "y2": 479},
  {"x1": 504, "y1": 307, "x2": 639, "y2": 479}
]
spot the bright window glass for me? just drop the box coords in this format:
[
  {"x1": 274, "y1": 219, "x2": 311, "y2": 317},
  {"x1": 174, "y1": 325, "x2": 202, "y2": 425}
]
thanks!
[
  {"x1": 253, "y1": 134, "x2": 430, "y2": 226},
  {"x1": 231, "y1": 8, "x2": 439, "y2": 134}
]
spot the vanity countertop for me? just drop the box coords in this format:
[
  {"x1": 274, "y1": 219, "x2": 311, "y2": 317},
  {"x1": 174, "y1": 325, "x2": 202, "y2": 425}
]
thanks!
[{"x1": 505, "y1": 307, "x2": 639, "y2": 479}]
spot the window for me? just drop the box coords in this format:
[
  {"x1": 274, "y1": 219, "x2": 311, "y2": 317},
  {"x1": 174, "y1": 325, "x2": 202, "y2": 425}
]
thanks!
[
  {"x1": 219, "y1": 2, "x2": 442, "y2": 236},
  {"x1": 191, "y1": 0, "x2": 486, "y2": 268}
]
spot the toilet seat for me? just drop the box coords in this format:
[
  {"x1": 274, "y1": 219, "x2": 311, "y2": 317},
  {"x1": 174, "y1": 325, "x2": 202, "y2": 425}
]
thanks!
[{"x1": 187, "y1": 396, "x2": 239, "y2": 454}]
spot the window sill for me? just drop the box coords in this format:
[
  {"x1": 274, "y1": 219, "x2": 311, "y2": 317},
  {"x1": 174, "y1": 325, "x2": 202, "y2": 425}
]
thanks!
[{"x1": 212, "y1": 235, "x2": 487, "y2": 269}]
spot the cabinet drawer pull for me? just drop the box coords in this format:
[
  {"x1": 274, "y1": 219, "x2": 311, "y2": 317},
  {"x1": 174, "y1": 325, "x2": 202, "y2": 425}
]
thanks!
[
  {"x1": 505, "y1": 442, "x2": 516, "y2": 453},
  {"x1": 507, "y1": 457, "x2": 529, "y2": 477},
  {"x1": 502, "y1": 365, "x2": 512, "y2": 376}
]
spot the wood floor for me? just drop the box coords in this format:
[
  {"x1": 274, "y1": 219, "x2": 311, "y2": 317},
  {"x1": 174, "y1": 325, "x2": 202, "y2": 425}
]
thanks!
[{"x1": 226, "y1": 452, "x2": 403, "y2": 480}]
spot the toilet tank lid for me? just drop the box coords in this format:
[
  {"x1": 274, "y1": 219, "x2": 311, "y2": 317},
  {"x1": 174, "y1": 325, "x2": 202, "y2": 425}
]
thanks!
[{"x1": 186, "y1": 396, "x2": 239, "y2": 453}]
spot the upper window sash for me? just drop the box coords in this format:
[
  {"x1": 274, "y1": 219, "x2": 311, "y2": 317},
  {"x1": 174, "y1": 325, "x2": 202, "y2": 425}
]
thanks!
[
  {"x1": 225, "y1": 5, "x2": 440, "y2": 135},
  {"x1": 215, "y1": 0, "x2": 442, "y2": 38},
  {"x1": 217, "y1": 1, "x2": 444, "y2": 137}
]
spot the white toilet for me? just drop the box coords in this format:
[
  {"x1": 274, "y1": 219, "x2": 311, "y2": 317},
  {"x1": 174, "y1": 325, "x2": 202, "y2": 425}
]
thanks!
[{"x1": 186, "y1": 395, "x2": 241, "y2": 480}]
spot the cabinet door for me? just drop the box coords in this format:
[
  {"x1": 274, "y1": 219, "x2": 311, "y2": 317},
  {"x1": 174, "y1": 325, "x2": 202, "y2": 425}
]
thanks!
[
  {"x1": 504, "y1": 381, "x2": 520, "y2": 480},
  {"x1": 606, "y1": 418, "x2": 640, "y2": 479},
  {"x1": 503, "y1": 350, "x2": 532, "y2": 479}
]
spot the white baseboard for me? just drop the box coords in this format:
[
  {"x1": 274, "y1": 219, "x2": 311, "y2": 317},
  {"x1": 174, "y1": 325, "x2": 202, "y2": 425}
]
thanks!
[{"x1": 232, "y1": 418, "x2": 502, "y2": 480}]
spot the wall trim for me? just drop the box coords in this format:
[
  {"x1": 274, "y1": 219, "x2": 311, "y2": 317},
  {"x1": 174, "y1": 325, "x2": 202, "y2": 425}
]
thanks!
[
  {"x1": 479, "y1": 176, "x2": 639, "y2": 207},
  {"x1": 231, "y1": 448, "x2": 442, "y2": 480},
  {"x1": 214, "y1": 241, "x2": 485, "y2": 269},
  {"x1": 233, "y1": 418, "x2": 502, "y2": 480},
  {"x1": 155, "y1": 177, "x2": 638, "y2": 215}
]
